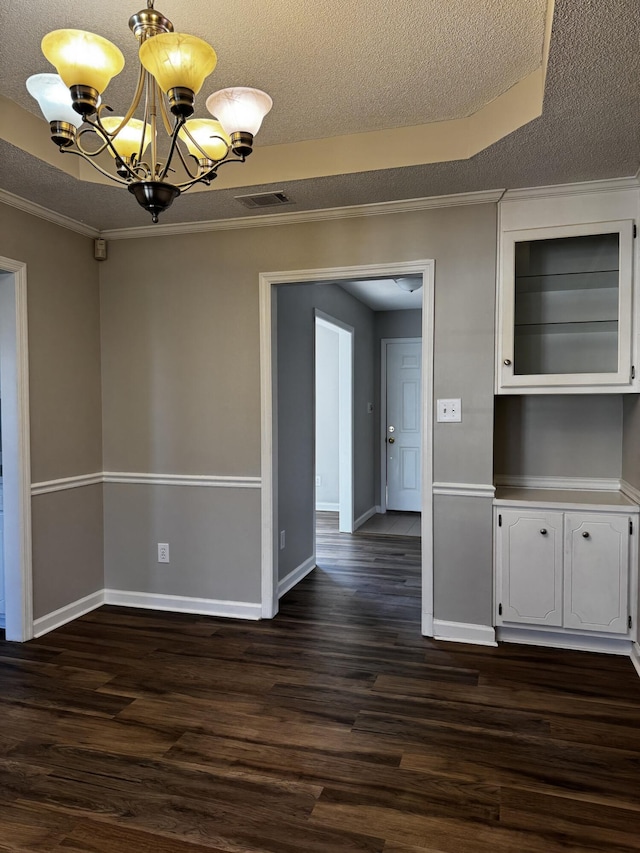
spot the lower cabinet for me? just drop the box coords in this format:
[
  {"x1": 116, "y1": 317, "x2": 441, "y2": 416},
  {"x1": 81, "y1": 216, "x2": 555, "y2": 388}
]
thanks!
[{"x1": 495, "y1": 502, "x2": 635, "y2": 637}]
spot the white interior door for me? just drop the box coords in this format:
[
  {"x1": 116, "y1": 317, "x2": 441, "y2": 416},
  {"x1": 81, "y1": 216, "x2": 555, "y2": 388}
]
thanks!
[{"x1": 384, "y1": 339, "x2": 421, "y2": 511}]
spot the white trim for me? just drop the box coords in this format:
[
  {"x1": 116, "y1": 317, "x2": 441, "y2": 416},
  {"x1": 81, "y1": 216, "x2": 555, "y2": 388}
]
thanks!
[
  {"x1": 433, "y1": 620, "x2": 497, "y2": 646},
  {"x1": 353, "y1": 505, "x2": 379, "y2": 531},
  {"x1": 621, "y1": 480, "x2": 640, "y2": 505},
  {"x1": 0, "y1": 257, "x2": 33, "y2": 643},
  {"x1": 0, "y1": 189, "x2": 99, "y2": 239},
  {"x1": 501, "y1": 176, "x2": 639, "y2": 203},
  {"x1": 494, "y1": 475, "x2": 621, "y2": 492},
  {"x1": 631, "y1": 643, "x2": 640, "y2": 679},
  {"x1": 104, "y1": 589, "x2": 261, "y2": 620},
  {"x1": 278, "y1": 555, "x2": 316, "y2": 598},
  {"x1": 33, "y1": 590, "x2": 104, "y2": 638},
  {"x1": 497, "y1": 626, "x2": 632, "y2": 656},
  {"x1": 30, "y1": 472, "x2": 262, "y2": 493},
  {"x1": 101, "y1": 190, "x2": 505, "y2": 240},
  {"x1": 103, "y1": 472, "x2": 261, "y2": 488},
  {"x1": 316, "y1": 502, "x2": 339, "y2": 512},
  {"x1": 260, "y1": 260, "x2": 435, "y2": 629},
  {"x1": 433, "y1": 482, "x2": 496, "y2": 498},
  {"x1": 422, "y1": 612, "x2": 434, "y2": 637},
  {"x1": 31, "y1": 473, "x2": 104, "y2": 496}
]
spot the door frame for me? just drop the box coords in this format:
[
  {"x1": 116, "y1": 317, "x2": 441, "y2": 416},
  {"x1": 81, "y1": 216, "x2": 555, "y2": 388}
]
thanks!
[
  {"x1": 315, "y1": 312, "x2": 354, "y2": 534},
  {"x1": 259, "y1": 260, "x2": 435, "y2": 635},
  {"x1": 380, "y1": 337, "x2": 422, "y2": 514},
  {"x1": 0, "y1": 256, "x2": 33, "y2": 642}
]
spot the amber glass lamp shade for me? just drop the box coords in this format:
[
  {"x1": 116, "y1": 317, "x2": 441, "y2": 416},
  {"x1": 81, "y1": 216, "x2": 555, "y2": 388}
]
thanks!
[
  {"x1": 101, "y1": 117, "x2": 152, "y2": 160},
  {"x1": 180, "y1": 119, "x2": 230, "y2": 162},
  {"x1": 139, "y1": 33, "x2": 217, "y2": 95},
  {"x1": 41, "y1": 29, "x2": 124, "y2": 94}
]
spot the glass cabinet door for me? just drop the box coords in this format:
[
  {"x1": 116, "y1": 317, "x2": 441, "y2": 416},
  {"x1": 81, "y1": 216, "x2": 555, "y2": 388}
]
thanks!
[{"x1": 498, "y1": 220, "x2": 634, "y2": 392}]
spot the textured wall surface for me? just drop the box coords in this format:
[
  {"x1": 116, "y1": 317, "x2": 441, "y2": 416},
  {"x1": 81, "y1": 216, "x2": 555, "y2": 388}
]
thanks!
[{"x1": 0, "y1": 202, "x2": 104, "y2": 619}]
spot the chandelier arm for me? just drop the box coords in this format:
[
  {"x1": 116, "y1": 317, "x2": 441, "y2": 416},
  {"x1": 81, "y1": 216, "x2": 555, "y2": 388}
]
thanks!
[
  {"x1": 58, "y1": 148, "x2": 131, "y2": 186},
  {"x1": 172, "y1": 144, "x2": 202, "y2": 182},
  {"x1": 173, "y1": 151, "x2": 247, "y2": 191},
  {"x1": 158, "y1": 116, "x2": 187, "y2": 182},
  {"x1": 158, "y1": 92, "x2": 174, "y2": 136},
  {"x1": 77, "y1": 119, "x2": 143, "y2": 182}
]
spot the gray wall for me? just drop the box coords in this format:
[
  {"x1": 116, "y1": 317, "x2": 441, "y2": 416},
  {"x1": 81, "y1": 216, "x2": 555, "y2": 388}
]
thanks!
[
  {"x1": 495, "y1": 395, "x2": 623, "y2": 479},
  {"x1": 0, "y1": 202, "x2": 104, "y2": 619},
  {"x1": 100, "y1": 203, "x2": 497, "y2": 624},
  {"x1": 315, "y1": 322, "x2": 339, "y2": 508},
  {"x1": 622, "y1": 396, "x2": 640, "y2": 489},
  {"x1": 277, "y1": 282, "x2": 376, "y2": 581}
]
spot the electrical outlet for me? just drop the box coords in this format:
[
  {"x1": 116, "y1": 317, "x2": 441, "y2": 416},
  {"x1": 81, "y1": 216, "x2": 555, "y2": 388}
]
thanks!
[
  {"x1": 280, "y1": 530, "x2": 286, "y2": 550},
  {"x1": 158, "y1": 542, "x2": 170, "y2": 563},
  {"x1": 437, "y1": 398, "x2": 462, "y2": 423},
  {"x1": 315, "y1": 475, "x2": 322, "y2": 487}
]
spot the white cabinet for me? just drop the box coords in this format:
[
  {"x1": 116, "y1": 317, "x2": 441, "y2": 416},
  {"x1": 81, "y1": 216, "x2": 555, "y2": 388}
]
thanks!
[
  {"x1": 498, "y1": 509, "x2": 563, "y2": 626},
  {"x1": 495, "y1": 495, "x2": 637, "y2": 639},
  {"x1": 497, "y1": 220, "x2": 635, "y2": 393},
  {"x1": 564, "y1": 513, "x2": 629, "y2": 633}
]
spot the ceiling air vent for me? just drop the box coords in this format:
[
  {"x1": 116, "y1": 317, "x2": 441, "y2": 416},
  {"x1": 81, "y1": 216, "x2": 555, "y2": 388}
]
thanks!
[{"x1": 235, "y1": 191, "x2": 293, "y2": 209}]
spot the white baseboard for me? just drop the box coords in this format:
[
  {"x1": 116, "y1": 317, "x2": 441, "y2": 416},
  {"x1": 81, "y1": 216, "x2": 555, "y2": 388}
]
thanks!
[
  {"x1": 33, "y1": 590, "x2": 105, "y2": 638},
  {"x1": 631, "y1": 643, "x2": 640, "y2": 679},
  {"x1": 422, "y1": 612, "x2": 434, "y2": 637},
  {"x1": 354, "y1": 505, "x2": 380, "y2": 531},
  {"x1": 104, "y1": 589, "x2": 261, "y2": 620},
  {"x1": 278, "y1": 555, "x2": 316, "y2": 598},
  {"x1": 497, "y1": 626, "x2": 632, "y2": 656},
  {"x1": 316, "y1": 502, "x2": 339, "y2": 512},
  {"x1": 433, "y1": 619, "x2": 497, "y2": 646}
]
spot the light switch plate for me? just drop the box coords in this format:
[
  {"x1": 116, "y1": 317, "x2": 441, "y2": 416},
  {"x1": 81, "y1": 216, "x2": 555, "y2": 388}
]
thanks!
[{"x1": 437, "y1": 398, "x2": 462, "y2": 422}]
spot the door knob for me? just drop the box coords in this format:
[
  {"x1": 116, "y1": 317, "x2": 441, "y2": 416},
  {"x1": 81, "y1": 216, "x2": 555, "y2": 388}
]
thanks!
[{"x1": 388, "y1": 437, "x2": 395, "y2": 444}]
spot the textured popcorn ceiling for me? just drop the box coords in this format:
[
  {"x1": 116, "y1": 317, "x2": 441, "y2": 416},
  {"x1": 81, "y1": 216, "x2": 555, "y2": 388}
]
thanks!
[
  {"x1": 0, "y1": 0, "x2": 639, "y2": 231},
  {"x1": 4, "y1": 0, "x2": 547, "y2": 145}
]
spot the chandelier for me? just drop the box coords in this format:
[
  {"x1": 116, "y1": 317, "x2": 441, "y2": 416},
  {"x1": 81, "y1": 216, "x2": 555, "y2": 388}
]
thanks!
[{"x1": 26, "y1": 1, "x2": 273, "y2": 223}]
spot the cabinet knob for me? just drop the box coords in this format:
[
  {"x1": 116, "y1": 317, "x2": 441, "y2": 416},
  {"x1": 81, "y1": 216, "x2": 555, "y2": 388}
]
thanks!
[
  {"x1": 582, "y1": 531, "x2": 590, "y2": 538},
  {"x1": 540, "y1": 528, "x2": 547, "y2": 535},
  {"x1": 503, "y1": 358, "x2": 512, "y2": 366}
]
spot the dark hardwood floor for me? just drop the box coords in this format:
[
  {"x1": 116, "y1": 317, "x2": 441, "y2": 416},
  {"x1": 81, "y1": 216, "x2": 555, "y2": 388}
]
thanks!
[{"x1": 1, "y1": 514, "x2": 640, "y2": 851}]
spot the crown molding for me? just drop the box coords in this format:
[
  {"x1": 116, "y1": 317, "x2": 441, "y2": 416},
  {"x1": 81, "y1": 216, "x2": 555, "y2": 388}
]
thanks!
[
  {"x1": 100, "y1": 189, "x2": 506, "y2": 240},
  {"x1": 0, "y1": 188, "x2": 99, "y2": 239},
  {"x1": 502, "y1": 175, "x2": 640, "y2": 203}
]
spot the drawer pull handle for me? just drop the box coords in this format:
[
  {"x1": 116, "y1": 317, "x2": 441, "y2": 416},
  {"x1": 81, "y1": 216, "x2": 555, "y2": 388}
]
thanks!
[
  {"x1": 540, "y1": 529, "x2": 547, "y2": 535},
  {"x1": 582, "y1": 531, "x2": 590, "y2": 538}
]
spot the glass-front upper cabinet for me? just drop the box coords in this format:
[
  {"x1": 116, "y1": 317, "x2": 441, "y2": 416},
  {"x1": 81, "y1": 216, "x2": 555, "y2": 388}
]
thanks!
[{"x1": 497, "y1": 220, "x2": 635, "y2": 393}]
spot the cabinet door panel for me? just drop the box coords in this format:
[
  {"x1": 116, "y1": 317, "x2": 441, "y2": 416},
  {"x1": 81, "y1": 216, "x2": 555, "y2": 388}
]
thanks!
[
  {"x1": 498, "y1": 510, "x2": 563, "y2": 626},
  {"x1": 564, "y1": 513, "x2": 629, "y2": 633}
]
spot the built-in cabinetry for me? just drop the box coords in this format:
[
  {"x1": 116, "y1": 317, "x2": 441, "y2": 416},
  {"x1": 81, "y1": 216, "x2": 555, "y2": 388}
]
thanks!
[
  {"x1": 494, "y1": 489, "x2": 638, "y2": 644},
  {"x1": 496, "y1": 185, "x2": 639, "y2": 394}
]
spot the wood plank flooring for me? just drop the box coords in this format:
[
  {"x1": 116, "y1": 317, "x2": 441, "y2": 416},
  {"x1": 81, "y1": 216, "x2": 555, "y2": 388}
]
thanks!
[{"x1": 1, "y1": 513, "x2": 640, "y2": 851}]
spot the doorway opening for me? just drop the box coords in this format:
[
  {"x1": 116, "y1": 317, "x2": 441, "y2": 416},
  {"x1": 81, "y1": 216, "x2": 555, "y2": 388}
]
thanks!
[
  {"x1": 0, "y1": 257, "x2": 33, "y2": 642},
  {"x1": 260, "y1": 260, "x2": 434, "y2": 635}
]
